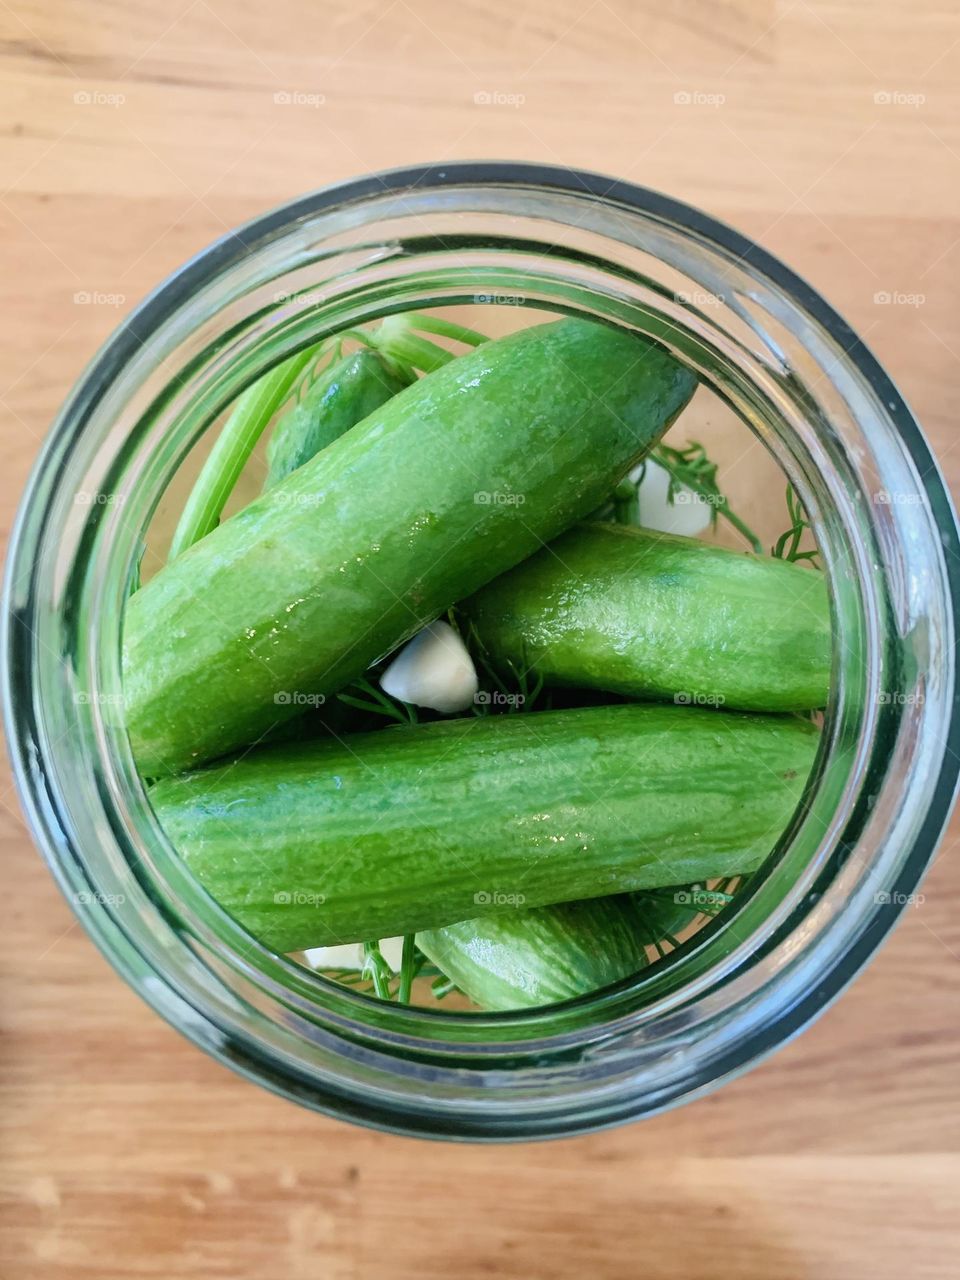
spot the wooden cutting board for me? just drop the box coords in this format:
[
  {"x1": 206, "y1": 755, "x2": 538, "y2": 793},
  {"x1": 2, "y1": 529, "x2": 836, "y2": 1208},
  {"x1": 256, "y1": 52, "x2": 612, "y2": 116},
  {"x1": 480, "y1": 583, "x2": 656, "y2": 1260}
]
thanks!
[{"x1": 1, "y1": 2, "x2": 959, "y2": 1276}]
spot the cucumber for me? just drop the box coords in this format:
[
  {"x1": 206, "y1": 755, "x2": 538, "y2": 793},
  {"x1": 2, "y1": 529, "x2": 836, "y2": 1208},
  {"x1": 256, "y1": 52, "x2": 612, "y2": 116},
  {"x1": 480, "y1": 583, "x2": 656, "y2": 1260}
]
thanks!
[
  {"x1": 124, "y1": 319, "x2": 697, "y2": 772},
  {"x1": 462, "y1": 522, "x2": 831, "y2": 712},
  {"x1": 416, "y1": 896, "x2": 650, "y2": 1011},
  {"x1": 263, "y1": 349, "x2": 408, "y2": 489},
  {"x1": 416, "y1": 881, "x2": 740, "y2": 1011},
  {"x1": 148, "y1": 703, "x2": 819, "y2": 951}
]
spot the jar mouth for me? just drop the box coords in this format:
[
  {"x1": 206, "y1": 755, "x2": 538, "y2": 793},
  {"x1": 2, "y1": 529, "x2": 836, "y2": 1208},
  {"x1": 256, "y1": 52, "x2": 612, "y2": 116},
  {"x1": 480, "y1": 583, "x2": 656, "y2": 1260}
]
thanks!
[{"x1": 5, "y1": 161, "x2": 960, "y2": 1140}]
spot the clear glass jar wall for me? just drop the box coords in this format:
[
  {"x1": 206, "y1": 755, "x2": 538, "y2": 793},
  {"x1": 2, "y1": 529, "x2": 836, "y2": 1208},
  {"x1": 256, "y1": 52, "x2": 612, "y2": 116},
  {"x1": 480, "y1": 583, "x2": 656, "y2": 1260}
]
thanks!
[{"x1": 3, "y1": 163, "x2": 958, "y2": 1140}]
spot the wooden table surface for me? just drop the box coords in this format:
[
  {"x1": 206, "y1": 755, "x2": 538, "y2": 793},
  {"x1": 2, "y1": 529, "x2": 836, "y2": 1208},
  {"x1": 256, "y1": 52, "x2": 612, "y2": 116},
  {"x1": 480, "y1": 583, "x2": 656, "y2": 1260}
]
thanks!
[{"x1": 2, "y1": 2, "x2": 960, "y2": 1276}]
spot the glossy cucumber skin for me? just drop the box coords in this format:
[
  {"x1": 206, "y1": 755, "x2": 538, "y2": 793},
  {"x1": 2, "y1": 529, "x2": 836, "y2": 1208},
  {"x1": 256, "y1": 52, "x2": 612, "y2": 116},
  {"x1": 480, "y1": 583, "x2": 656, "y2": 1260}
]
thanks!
[
  {"x1": 149, "y1": 703, "x2": 819, "y2": 951},
  {"x1": 263, "y1": 350, "x2": 407, "y2": 490},
  {"x1": 417, "y1": 896, "x2": 649, "y2": 1011},
  {"x1": 124, "y1": 320, "x2": 697, "y2": 773},
  {"x1": 463, "y1": 522, "x2": 831, "y2": 712}
]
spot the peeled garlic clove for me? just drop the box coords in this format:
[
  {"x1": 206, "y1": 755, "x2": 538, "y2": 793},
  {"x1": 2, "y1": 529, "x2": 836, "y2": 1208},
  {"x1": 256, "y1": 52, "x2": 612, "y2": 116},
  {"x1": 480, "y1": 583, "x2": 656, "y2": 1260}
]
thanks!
[
  {"x1": 379, "y1": 620, "x2": 478, "y2": 714},
  {"x1": 302, "y1": 936, "x2": 405, "y2": 973},
  {"x1": 633, "y1": 458, "x2": 712, "y2": 536},
  {"x1": 302, "y1": 942, "x2": 365, "y2": 970}
]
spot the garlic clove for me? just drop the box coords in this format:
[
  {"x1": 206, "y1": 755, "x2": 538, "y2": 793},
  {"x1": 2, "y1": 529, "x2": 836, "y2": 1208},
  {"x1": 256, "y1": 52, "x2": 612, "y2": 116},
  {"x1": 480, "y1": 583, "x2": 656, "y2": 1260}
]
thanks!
[
  {"x1": 302, "y1": 935, "x2": 405, "y2": 973},
  {"x1": 631, "y1": 458, "x2": 712, "y2": 536},
  {"x1": 379, "y1": 620, "x2": 478, "y2": 714}
]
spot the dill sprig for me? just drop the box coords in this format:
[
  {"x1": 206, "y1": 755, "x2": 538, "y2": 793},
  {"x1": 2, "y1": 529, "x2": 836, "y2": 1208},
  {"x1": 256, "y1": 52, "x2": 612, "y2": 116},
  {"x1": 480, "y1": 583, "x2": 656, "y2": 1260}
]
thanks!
[
  {"x1": 632, "y1": 876, "x2": 743, "y2": 958},
  {"x1": 430, "y1": 975, "x2": 459, "y2": 1000},
  {"x1": 316, "y1": 965, "x2": 382, "y2": 995},
  {"x1": 397, "y1": 934, "x2": 417, "y2": 1004},
  {"x1": 359, "y1": 312, "x2": 488, "y2": 377},
  {"x1": 313, "y1": 946, "x2": 461, "y2": 1003},
  {"x1": 652, "y1": 441, "x2": 764, "y2": 554},
  {"x1": 337, "y1": 676, "x2": 419, "y2": 725},
  {"x1": 165, "y1": 310, "x2": 488, "y2": 567},
  {"x1": 772, "y1": 484, "x2": 820, "y2": 567},
  {"x1": 168, "y1": 341, "x2": 325, "y2": 561},
  {"x1": 610, "y1": 443, "x2": 821, "y2": 578},
  {"x1": 362, "y1": 940, "x2": 395, "y2": 1001},
  {"x1": 400, "y1": 313, "x2": 489, "y2": 348},
  {"x1": 449, "y1": 611, "x2": 547, "y2": 717},
  {"x1": 612, "y1": 477, "x2": 640, "y2": 526}
]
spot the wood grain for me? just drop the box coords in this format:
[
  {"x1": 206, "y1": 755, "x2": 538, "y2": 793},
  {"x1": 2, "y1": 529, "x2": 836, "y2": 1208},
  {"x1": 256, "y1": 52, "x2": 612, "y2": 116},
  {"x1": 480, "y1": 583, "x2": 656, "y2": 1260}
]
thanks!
[{"x1": 2, "y1": 1, "x2": 959, "y2": 1276}]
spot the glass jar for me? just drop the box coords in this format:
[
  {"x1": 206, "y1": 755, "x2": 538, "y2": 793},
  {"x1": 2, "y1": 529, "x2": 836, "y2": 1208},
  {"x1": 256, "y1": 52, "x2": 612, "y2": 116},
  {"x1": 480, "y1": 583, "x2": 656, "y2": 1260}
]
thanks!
[{"x1": 4, "y1": 162, "x2": 958, "y2": 1141}]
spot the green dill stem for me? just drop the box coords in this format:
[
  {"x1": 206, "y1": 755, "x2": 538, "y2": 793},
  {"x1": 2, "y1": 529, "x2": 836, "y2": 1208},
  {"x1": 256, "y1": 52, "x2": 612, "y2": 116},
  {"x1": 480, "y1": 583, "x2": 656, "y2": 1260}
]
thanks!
[
  {"x1": 653, "y1": 442, "x2": 764, "y2": 555},
  {"x1": 375, "y1": 327, "x2": 455, "y2": 373},
  {"x1": 398, "y1": 934, "x2": 416, "y2": 1004},
  {"x1": 337, "y1": 676, "x2": 413, "y2": 724},
  {"x1": 775, "y1": 487, "x2": 802, "y2": 560},
  {"x1": 613, "y1": 477, "x2": 639, "y2": 526},
  {"x1": 337, "y1": 692, "x2": 406, "y2": 723},
  {"x1": 168, "y1": 345, "x2": 318, "y2": 561},
  {"x1": 450, "y1": 611, "x2": 547, "y2": 717},
  {"x1": 368, "y1": 313, "x2": 479, "y2": 374},
  {"x1": 335, "y1": 328, "x2": 375, "y2": 347},
  {"x1": 773, "y1": 485, "x2": 820, "y2": 565},
  {"x1": 333, "y1": 312, "x2": 490, "y2": 380},
  {"x1": 461, "y1": 617, "x2": 514, "y2": 706},
  {"x1": 362, "y1": 941, "x2": 393, "y2": 1000},
  {"x1": 717, "y1": 506, "x2": 765, "y2": 555},
  {"x1": 406, "y1": 314, "x2": 490, "y2": 347}
]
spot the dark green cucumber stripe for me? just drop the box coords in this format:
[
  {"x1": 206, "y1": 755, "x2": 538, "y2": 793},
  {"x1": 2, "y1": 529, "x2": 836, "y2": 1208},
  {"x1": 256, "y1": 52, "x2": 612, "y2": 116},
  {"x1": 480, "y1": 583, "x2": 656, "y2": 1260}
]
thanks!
[
  {"x1": 264, "y1": 349, "x2": 407, "y2": 490},
  {"x1": 124, "y1": 319, "x2": 697, "y2": 773},
  {"x1": 149, "y1": 703, "x2": 819, "y2": 951},
  {"x1": 463, "y1": 522, "x2": 831, "y2": 712},
  {"x1": 417, "y1": 896, "x2": 649, "y2": 1011}
]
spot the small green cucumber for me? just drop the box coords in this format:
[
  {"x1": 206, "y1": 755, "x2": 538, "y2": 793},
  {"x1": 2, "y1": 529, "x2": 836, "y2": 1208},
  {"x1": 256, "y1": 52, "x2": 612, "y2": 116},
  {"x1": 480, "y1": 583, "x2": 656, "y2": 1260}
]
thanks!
[
  {"x1": 418, "y1": 880, "x2": 741, "y2": 1011},
  {"x1": 416, "y1": 896, "x2": 649, "y2": 1011},
  {"x1": 124, "y1": 320, "x2": 697, "y2": 772},
  {"x1": 149, "y1": 703, "x2": 819, "y2": 951},
  {"x1": 462, "y1": 522, "x2": 831, "y2": 712},
  {"x1": 263, "y1": 349, "x2": 408, "y2": 489}
]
